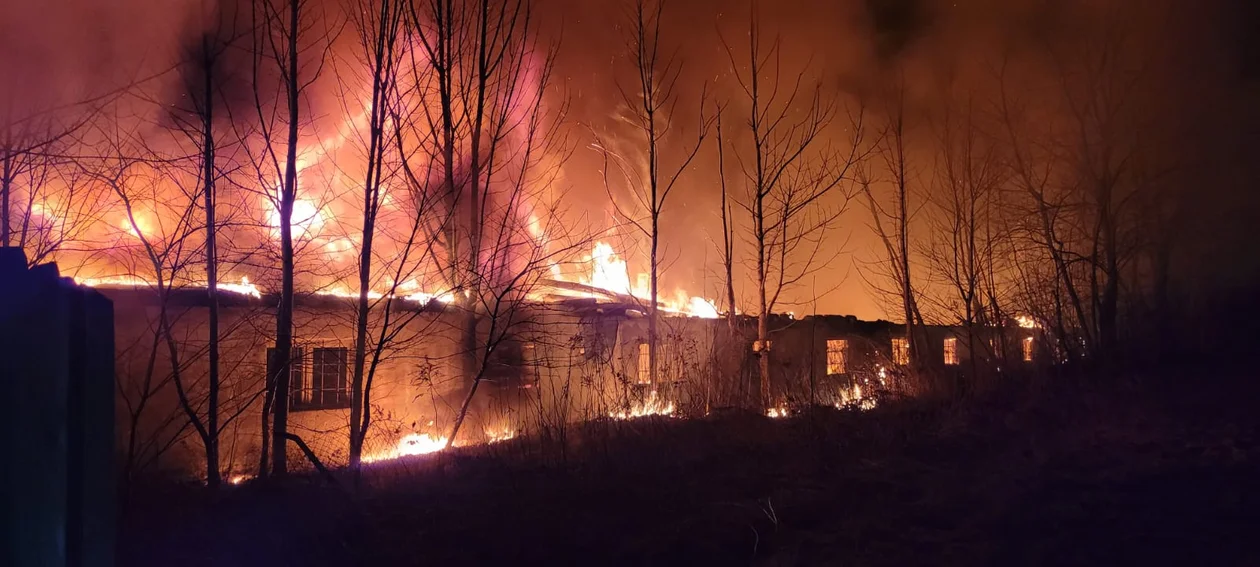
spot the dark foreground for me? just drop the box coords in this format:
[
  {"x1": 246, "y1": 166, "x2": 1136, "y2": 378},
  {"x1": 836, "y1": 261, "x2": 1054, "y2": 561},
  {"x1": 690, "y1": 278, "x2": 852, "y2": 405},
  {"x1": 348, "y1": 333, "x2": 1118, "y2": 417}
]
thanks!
[{"x1": 121, "y1": 374, "x2": 1260, "y2": 566}]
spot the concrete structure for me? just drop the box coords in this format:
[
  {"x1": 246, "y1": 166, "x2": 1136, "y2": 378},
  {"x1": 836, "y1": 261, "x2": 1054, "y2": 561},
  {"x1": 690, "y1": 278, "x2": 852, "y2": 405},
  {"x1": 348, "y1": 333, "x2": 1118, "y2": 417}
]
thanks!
[
  {"x1": 2, "y1": 251, "x2": 115, "y2": 567},
  {"x1": 98, "y1": 285, "x2": 1041, "y2": 480}
]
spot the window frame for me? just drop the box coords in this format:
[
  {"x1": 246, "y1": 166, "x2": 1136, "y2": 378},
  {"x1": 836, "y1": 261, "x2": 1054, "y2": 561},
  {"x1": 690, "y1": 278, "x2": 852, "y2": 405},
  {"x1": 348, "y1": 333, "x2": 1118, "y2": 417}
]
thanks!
[
  {"x1": 825, "y1": 339, "x2": 848, "y2": 375},
  {"x1": 943, "y1": 337, "x2": 959, "y2": 366},
  {"x1": 636, "y1": 342, "x2": 651, "y2": 385},
  {"x1": 891, "y1": 337, "x2": 910, "y2": 366},
  {"x1": 270, "y1": 344, "x2": 352, "y2": 412}
]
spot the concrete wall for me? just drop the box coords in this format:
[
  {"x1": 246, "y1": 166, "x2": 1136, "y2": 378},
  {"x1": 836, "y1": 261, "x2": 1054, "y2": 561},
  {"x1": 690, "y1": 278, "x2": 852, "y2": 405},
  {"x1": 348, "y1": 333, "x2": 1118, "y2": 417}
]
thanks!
[
  {"x1": 106, "y1": 289, "x2": 466, "y2": 479},
  {"x1": 102, "y1": 287, "x2": 1043, "y2": 479}
]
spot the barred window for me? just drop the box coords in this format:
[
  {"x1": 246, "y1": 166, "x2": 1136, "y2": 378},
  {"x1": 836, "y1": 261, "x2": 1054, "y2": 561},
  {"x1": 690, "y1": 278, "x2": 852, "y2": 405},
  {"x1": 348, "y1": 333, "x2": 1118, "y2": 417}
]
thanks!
[
  {"x1": 270, "y1": 345, "x2": 350, "y2": 411},
  {"x1": 826, "y1": 339, "x2": 848, "y2": 375},
  {"x1": 943, "y1": 338, "x2": 959, "y2": 365},
  {"x1": 266, "y1": 345, "x2": 304, "y2": 396},
  {"x1": 1022, "y1": 337, "x2": 1034, "y2": 362},
  {"x1": 891, "y1": 338, "x2": 909, "y2": 366}
]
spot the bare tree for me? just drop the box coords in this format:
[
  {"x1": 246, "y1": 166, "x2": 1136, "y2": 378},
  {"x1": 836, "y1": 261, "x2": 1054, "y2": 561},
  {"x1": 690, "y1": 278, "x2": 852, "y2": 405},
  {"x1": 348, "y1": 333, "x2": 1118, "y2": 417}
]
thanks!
[
  {"x1": 860, "y1": 78, "x2": 929, "y2": 370},
  {"x1": 923, "y1": 92, "x2": 1008, "y2": 382},
  {"x1": 344, "y1": 0, "x2": 406, "y2": 470},
  {"x1": 720, "y1": 11, "x2": 865, "y2": 407},
  {"x1": 714, "y1": 102, "x2": 736, "y2": 331},
  {"x1": 1, "y1": 102, "x2": 105, "y2": 266},
  {"x1": 590, "y1": 0, "x2": 711, "y2": 388},
  {"x1": 155, "y1": 3, "x2": 244, "y2": 488},
  {"x1": 248, "y1": 0, "x2": 334, "y2": 477},
  {"x1": 78, "y1": 114, "x2": 213, "y2": 483},
  {"x1": 400, "y1": 0, "x2": 575, "y2": 445}
]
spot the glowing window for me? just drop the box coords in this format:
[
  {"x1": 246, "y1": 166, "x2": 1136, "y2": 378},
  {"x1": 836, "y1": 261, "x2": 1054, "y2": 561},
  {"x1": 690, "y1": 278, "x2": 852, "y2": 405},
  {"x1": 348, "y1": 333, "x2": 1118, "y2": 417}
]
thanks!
[
  {"x1": 637, "y1": 342, "x2": 651, "y2": 385},
  {"x1": 943, "y1": 337, "x2": 959, "y2": 365},
  {"x1": 891, "y1": 338, "x2": 909, "y2": 365},
  {"x1": 826, "y1": 339, "x2": 848, "y2": 374},
  {"x1": 1022, "y1": 337, "x2": 1034, "y2": 362}
]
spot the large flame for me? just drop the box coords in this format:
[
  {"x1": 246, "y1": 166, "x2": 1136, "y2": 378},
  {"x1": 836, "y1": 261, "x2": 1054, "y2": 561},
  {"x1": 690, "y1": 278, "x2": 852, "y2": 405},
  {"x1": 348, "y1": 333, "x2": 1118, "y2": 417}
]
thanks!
[{"x1": 556, "y1": 241, "x2": 720, "y2": 318}]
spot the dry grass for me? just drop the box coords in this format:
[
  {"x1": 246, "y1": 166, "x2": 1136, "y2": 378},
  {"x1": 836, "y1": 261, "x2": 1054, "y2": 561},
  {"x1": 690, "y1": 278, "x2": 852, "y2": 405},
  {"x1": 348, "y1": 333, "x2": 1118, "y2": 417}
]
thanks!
[{"x1": 120, "y1": 371, "x2": 1260, "y2": 566}]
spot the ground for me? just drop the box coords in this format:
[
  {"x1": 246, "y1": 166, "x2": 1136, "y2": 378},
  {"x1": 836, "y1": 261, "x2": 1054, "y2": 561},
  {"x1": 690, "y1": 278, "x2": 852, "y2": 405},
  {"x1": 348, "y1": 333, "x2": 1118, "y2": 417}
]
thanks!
[{"x1": 120, "y1": 372, "x2": 1260, "y2": 566}]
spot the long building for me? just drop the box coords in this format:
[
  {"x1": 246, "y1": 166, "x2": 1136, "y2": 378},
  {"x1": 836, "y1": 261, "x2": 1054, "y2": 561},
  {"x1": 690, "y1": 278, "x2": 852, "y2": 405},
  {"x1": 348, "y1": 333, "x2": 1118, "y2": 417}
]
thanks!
[{"x1": 97, "y1": 284, "x2": 1041, "y2": 480}]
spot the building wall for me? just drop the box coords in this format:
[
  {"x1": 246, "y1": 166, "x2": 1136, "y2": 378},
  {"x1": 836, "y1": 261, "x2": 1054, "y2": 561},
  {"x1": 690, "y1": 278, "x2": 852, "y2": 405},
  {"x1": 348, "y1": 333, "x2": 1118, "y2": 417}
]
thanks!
[
  {"x1": 106, "y1": 289, "x2": 469, "y2": 479},
  {"x1": 103, "y1": 288, "x2": 1042, "y2": 479}
]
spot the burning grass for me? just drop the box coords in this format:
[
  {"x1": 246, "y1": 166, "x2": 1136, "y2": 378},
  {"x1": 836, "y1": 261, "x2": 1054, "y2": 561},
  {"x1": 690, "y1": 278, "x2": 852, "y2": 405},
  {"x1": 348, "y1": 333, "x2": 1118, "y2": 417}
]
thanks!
[{"x1": 609, "y1": 390, "x2": 676, "y2": 420}]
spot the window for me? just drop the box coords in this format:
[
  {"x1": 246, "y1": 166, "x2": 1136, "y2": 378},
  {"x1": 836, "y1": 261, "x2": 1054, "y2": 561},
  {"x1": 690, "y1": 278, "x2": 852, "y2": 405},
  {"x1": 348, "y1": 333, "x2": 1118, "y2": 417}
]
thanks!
[
  {"x1": 272, "y1": 345, "x2": 350, "y2": 411},
  {"x1": 943, "y1": 337, "x2": 959, "y2": 365},
  {"x1": 891, "y1": 337, "x2": 909, "y2": 365},
  {"x1": 826, "y1": 339, "x2": 848, "y2": 375},
  {"x1": 266, "y1": 345, "x2": 304, "y2": 394},
  {"x1": 521, "y1": 342, "x2": 537, "y2": 387},
  {"x1": 1021, "y1": 337, "x2": 1034, "y2": 362},
  {"x1": 636, "y1": 342, "x2": 651, "y2": 385},
  {"x1": 523, "y1": 342, "x2": 537, "y2": 366}
]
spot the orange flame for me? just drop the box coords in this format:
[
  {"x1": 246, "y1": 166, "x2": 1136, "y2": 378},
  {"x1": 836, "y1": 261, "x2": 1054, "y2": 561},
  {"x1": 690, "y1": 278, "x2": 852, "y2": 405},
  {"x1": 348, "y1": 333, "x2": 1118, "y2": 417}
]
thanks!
[
  {"x1": 609, "y1": 390, "x2": 676, "y2": 420},
  {"x1": 558, "y1": 241, "x2": 720, "y2": 318},
  {"x1": 362, "y1": 432, "x2": 449, "y2": 463}
]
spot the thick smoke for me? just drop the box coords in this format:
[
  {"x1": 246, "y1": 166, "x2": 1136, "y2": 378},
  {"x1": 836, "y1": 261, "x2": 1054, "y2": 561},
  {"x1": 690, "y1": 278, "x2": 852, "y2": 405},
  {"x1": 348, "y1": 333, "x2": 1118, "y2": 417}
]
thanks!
[{"x1": 2, "y1": 0, "x2": 1255, "y2": 319}]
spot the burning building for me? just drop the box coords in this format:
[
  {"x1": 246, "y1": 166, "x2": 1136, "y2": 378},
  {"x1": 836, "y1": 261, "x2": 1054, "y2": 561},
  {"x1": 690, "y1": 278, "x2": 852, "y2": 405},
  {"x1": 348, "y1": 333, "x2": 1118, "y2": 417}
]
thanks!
[{"x1": 96, "y1": 263, "x2": 1041, "y2": 480}]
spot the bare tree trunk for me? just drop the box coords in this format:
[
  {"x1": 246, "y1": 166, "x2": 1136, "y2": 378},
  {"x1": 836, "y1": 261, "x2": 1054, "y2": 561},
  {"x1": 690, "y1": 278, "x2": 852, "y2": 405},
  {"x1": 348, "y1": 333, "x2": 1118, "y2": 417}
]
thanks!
[
  {"x1": 720, "y1": 9, "x2": 858, "y2": 409},
  {"x1": 270, "y1": 0, "x2": 302, "y2": 478},
  {"x1": 201, "y1": 33, "x2": 222, "y2": 489},
  {"x1": 593, "y1": 0, "x2": 711, "y2": 390},
  {"x1": 716, "y1": 106, "x2": 736, "y2": 331},
  {"x1": 1, "y1": 150, "x2": 11, "y2": 246},
  {"x1": 754, "y1": 186, "x2": 771, "y2": 406},
  {"x1": 347, "y1": 0, "x2": 400, "y2": 470},
  {"x1": 405, "y1": 0, "x2": 554, "y2": 447},
  {"x1": 747, "y1": 17, "x2": 772, "y2": 409}
]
